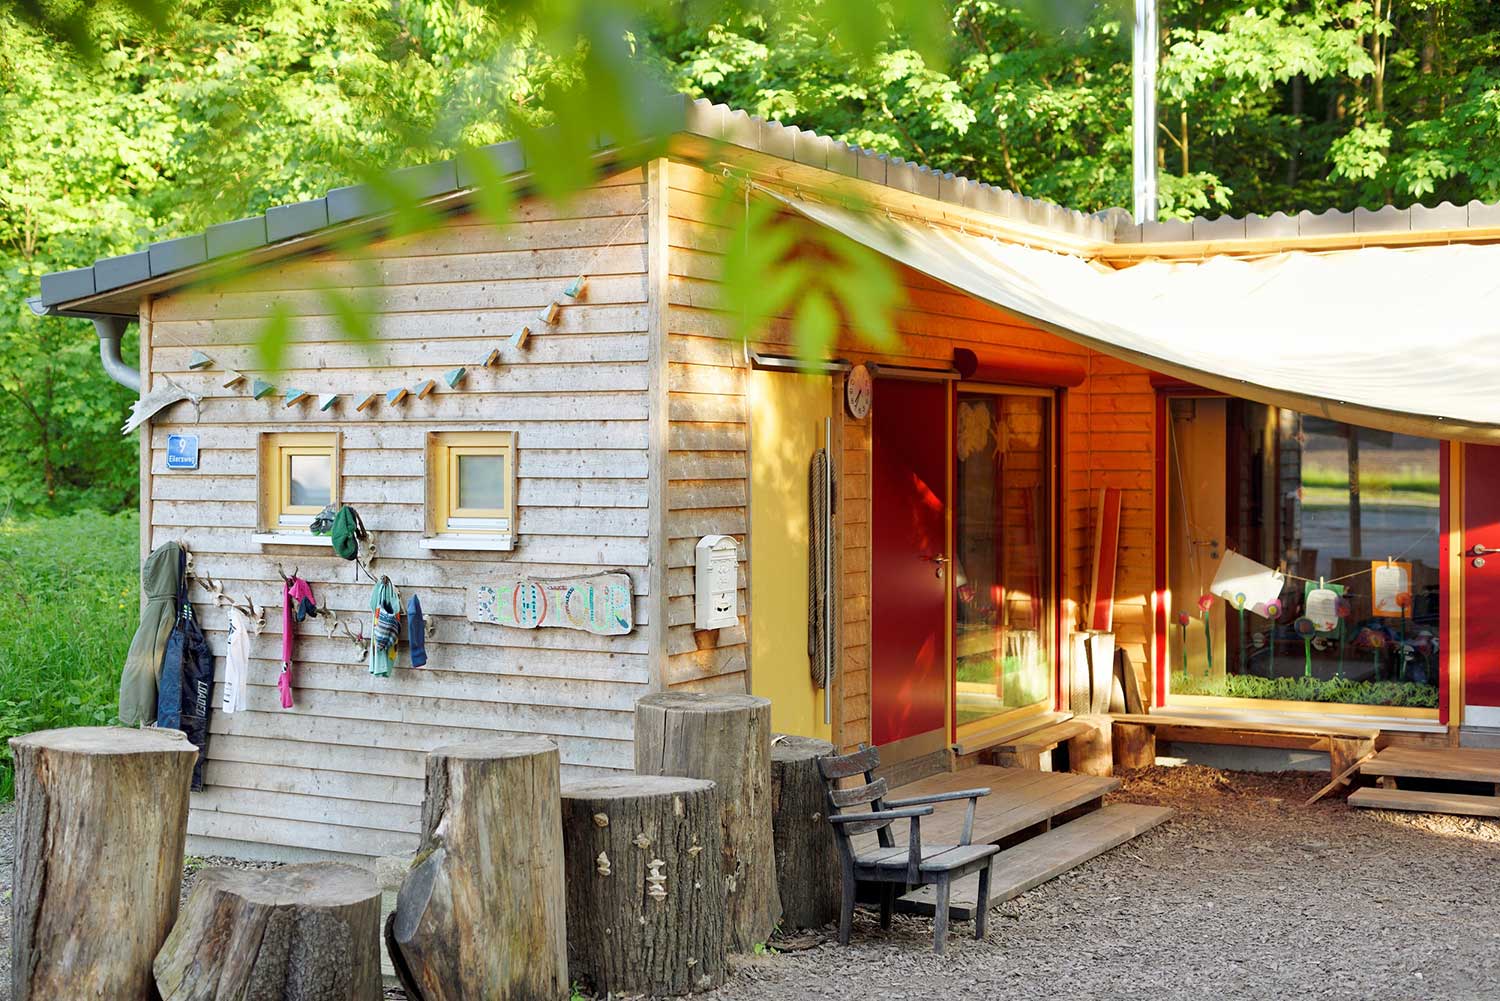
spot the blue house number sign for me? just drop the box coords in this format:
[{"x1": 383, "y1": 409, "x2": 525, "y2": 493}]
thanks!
[{"x1": 166, "y1": 434, "x2": 199, "y2": 471}]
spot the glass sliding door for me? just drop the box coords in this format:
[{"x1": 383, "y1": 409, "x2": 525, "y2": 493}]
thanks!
[{"x1": 952, "y1": 388, "x2": 1054, "y2": 733}]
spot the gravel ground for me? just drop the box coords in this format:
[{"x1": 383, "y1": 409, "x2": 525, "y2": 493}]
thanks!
[{"x1": 2, "y1": 765, "x2": 1498, "y2": 1001}]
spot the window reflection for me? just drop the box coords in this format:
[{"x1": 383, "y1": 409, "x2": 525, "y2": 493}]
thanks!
[{"x1": 954, "y1": 392, "x2": 1052, "y2": 727}]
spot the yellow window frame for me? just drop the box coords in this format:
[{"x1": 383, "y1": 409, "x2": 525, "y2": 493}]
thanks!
[
  {"x1": 260, "y1": 432, "x2": 340, "y2": 531},
  {"x1": 427, "y1": 431, "x2": 516, "y2": 536}
]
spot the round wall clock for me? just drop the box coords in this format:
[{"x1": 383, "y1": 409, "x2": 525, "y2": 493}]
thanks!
[{"x1": 845, "y1": 363, "x2": 873, "y2": 420}]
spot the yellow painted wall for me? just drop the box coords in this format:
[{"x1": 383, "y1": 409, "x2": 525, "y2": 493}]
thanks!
[{"x1": 749, "y1": 369, "x2": 833, "y2": 740}]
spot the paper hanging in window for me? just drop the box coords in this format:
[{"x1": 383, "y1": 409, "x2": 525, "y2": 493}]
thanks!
[
  {"x1": 1303, "y1": 581, "x2": 1345, "y2": 634},
  {"x1": 1209, "y1": 550, "x2": 1285, "y2": 617},
  {"x1": 467, "y1": 572, "x2": 633, "y2": 636},
  {"x1": 1371, "y1": 561, "x2": 1412, "y2": 618}
]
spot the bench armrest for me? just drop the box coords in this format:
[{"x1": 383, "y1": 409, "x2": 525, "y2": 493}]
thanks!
[
  {"x1": 830, "y1": 808, "x2": 930, "y2": 880},
  {"x1": 884, "y1": 787, "x2": 991, "y2": 807},
  {"x1": 827, "y1": 806, "x2": 934, "y2": 824},
  {"x1": 885, "y1": 788, "x2": 991, "y2": 845}
]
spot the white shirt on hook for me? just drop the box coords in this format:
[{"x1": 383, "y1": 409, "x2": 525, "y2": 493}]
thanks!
[{"x1": 221, "y1": 606, "x2": 251, "y2": 714}]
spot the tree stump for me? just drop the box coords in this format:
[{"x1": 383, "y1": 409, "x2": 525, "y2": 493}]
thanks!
[
  {"x1": 154, "y1": 863, "x2": 381, "y2": 1001},
  {"x1": 560, "y1": 775, "x2": 725, "y2": 995},
  {"x1": 1112, "y1": 722, "x2": 1156, "y2": 771},
  {"x1": 10, "y1": 726, "x2": 197, "y2": 1001},
  {"x1": 634, "y1": 693, "x2": 781, "y2": 952},
  {"x1": 387, "y1": 736, "x2": 567, "y2": 1001},
  {"x1": 1067, "y1": 715, "x2": 1114, "y2": 777},
  {"x1": 769, "y1": 735, "x2": 839, "y2": 931}
]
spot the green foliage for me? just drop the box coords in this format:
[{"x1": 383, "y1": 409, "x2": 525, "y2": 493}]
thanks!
[
  {"x1": 0, "y1": 511, "x2": 137, "y2": 798},
  {"x1": 6, "y1": 1, "x2": 1500, "y2": 512},
  {"x1": 1175, "y1": 671, "x2": 1439, "y2": 707}
]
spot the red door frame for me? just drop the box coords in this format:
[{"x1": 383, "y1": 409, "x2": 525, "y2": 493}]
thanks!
[{"x1": 1151, "y1": 383, "x2": 1452, "y2": 719}]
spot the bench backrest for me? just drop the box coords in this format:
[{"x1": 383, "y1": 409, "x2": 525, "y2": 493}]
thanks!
[{"x1": 817, "y1": 744, "x2": 896, "y2": 850}]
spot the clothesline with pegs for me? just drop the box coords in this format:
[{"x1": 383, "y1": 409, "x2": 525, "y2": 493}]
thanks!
[{"x1": 1271, "y1": 526, "x2": 1438, "y2": 589}]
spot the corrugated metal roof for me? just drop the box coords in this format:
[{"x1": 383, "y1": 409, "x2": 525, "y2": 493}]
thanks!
[{"x1": 33, "y1": 92, "x2": 1500, "y2": 310}]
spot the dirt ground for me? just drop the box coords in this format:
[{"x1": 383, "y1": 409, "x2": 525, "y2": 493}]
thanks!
[{"x1": 2, "y1": 765, "x2": 1498, "y2": 1000}]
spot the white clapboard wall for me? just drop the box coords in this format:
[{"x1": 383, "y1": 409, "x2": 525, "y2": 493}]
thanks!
[{"x1": 145, "y1": 168, "x2": 654, "y2": 860}]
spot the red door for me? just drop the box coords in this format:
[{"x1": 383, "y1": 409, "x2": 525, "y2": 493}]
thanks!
[
  {"x1": 871, "y1": 379, "x2": 948, "y2": 751},
  {"x1": 1464, "y1": 444, "x2": 1500, "y2": 725}
]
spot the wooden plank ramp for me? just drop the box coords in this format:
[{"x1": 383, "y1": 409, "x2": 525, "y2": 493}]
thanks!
[
  {"x1": 1348, "y1": 787, "x2": 1500, "y2": 817},
  {"x1": 1348, "y1": 746, "x2": 1500, "y2": 817},
  {"x1": 899, "y1": 803, "x2": 1174, "y2": 919},
  {"x1": 849, "y1": 766, "x2": 1120, "y2": 855}
]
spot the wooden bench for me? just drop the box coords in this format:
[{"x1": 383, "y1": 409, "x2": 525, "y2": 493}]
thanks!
[
  {"x1": 1110, "y1": 713, "x2": 1380, "y2": 783},
  {"x1": 986, "y1": 715, "x2": 1113, "y2": 776},
  {"x1": 819, "y1": 746, "x2": 1000, "y2": 954}
]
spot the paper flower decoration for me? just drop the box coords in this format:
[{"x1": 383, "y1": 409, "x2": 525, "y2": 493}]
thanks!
[
  {"x1": 1335, "y1": 597, "x2": 1353, "y2": 619},
  {"x1": 1232, "y1": 592, "x2": 1247, "y2": 610},
  {"x1": 1294, "y1": 617, "x2": 1317, "y2": 638},
  {"x1": 1176, "y1": 612, "x2": 1192, "y2": 627},
  {"x1": 1264, "y1": 601, "x2": 1282, "y2": 619},
  {"x1": 1395, "y1": 591, "x2": 1412, "y2": 609},
  {"x1": 1197, "y1": 594, "x2": 1215, "y2": 613}
]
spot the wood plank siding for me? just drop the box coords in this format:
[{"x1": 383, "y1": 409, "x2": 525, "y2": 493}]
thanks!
[
  {"x1": 660, "y1": 162, "x2": 1157, "y2": 752},
  {"x1": 146, "y1": 168, "x2": 655, "y2": 859}
]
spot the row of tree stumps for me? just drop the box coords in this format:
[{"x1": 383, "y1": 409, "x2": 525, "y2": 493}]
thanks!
[{"x1": 8, "y1": 693, "x2": 843, "y2": 1001}]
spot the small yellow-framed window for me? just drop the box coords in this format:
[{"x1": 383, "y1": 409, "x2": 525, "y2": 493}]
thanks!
[
  {"x1": 426, "y1": 431, "x2": 516, "y2": 546},
  {"x1": 260, "y1": 432, "x2": 340, "y2": 531}
]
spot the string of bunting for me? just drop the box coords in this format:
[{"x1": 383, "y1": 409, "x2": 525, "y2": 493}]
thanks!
[{"x1": 183, "y1": 200, "x2": 648, "y2": 420}]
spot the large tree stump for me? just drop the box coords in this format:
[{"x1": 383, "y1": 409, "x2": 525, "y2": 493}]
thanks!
[
  {"x1": 10, "y1": 726, "x2": 197, "y2": 1001},
  {"x1": 769, "y1": 734, "x2": 840, "y2": 931},
  {"x1": 154, "y1": 863, "x2": 381, "y2": 1001},
  {"x1": 387, "y1": 736, "x2": 567, "y2": 1001},
  {"x1": 634, "y1": 693, "x2": 781, "y2": 952},
  {"x1": 560, "y1": 775, "x2": 725, "y2": 995}
]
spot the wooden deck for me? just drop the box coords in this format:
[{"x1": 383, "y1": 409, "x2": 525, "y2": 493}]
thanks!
[
  {"x1": 850, "y1": 765, "x2": 1173, "y2": 917},
  {"x1": 1349, "y1": 746, "x2": 1500, "y2": 817}
]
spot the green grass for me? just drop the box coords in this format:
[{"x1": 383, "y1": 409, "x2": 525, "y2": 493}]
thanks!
[
  {"x1": 1173, "y1": 672, "x2": 1439, "y2": 708},
  {"x1": 0, "y1": 511, "x2": 137, "y2": 798},
  {"x1": 1301, "y1": 463, "x2": 1440, "y2": 495}
]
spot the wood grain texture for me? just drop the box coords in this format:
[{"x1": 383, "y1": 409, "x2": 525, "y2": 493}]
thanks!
[
  {"x1": 769, "y1": 735, "x2": 840, "y2": 931},
  {"x1": 10, "y1": 727, "x2": 198, "y2": 1001},
  {"x1": 633, "y1": 693, "x2": 781, "y2": 952},
  {"x1": 154, "y1": 863, "x2": 381, "y2": 1001},
  {"x1": 388, "y1": 737, "x2": 568, "y2": 1001},
  {"x1": 560, "y1": 775, "x2": 725, "y2": 995}
]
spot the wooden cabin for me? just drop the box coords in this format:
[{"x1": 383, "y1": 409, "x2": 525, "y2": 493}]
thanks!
[{"x1": 33, "y1": 96, "x2": 1500, "y2": 860}]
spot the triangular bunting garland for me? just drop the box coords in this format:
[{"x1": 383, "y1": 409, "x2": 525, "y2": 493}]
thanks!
[
  {"x1": 284, "y1": 388, "x2": 310, "y2": 407},
  {"x1": 318, "y1": 393, "x2": 340, "y2": 412},
  {"x1": 413, "y1": 379, "x2": 436, "y2": 400},
  {"x1": 251, "y1": 378, "x2": 276, "y2": 400},
  {"x1": 537, "y1": 300, "x2": 560, "y2": 325},
  {"x1": 386, "y1": 387, "x2": 409, "y2": 406},
  {"x1": 222, "y1": 370, "x2": 245, "y2": 388},
  {"x1": 484, "y1": 348, "x2": 502, "y2": 367},
  {"x1": 563, "y1": 277, "x2": 585, "y2": 299},
  {"x1": 444, "y1": 367, "x2": 467, "y2": 388},
  {"x1": 509, "y1": 324, "x2": 531, "y2": 350},
  {"x1": 187, "y1": 350, "x2": 214, "y2": 370},
  {"x1": 355, "y1": 391, "x2": 380, "y2": 413}
]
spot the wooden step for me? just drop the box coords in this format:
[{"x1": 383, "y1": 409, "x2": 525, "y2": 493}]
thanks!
[
  {"x1": 898, "y1": 803, "x2": 1175, "y2": 919},
  {"x1": 1111, "y1": 713, "x2": 1380, "y2": 740},
  {"x1": 1360, "y1": 745, "x2": 1500, "y2": 784},
  {"x1": 1348, "y1": 786, "x2": 1500, "y2": 817},
  {"x1": 1003, "y1": 719, "x2": 1095, "y2": 751}
]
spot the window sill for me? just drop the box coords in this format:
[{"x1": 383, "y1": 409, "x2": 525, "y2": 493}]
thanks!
[
  {"x1": 252, "y1": 533, "x2": 333, "y2": 547},
  {"x1": 420, "y1": 535, "x2": 514, "y2": 552}
]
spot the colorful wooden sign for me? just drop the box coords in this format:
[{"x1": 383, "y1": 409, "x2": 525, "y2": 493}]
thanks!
[{"x1": 468, "y1": 572, "x2": 634, "y2": 636}]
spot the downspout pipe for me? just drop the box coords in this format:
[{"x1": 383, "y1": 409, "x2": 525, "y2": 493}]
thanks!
[{"x1": 92, "y1": 315, "x2": 141, "y2": 393}]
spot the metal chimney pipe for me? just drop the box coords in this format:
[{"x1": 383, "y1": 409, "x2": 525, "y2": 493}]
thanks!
[{"x1": 1132, "y1": 0, "x2": 1159, "y2": 223}]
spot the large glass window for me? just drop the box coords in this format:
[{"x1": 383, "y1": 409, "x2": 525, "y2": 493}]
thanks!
[
  {"x1": 953, "y1": 391, "x2": 1053, "y2": 729},
  {"x1": 1167, "y1": 399, "x2": 1440, "y2": 709}
]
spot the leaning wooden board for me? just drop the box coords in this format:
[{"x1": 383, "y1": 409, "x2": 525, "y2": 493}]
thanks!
[{"x1": 900, "y1": 803, "x2": 1175, "y2": 919}]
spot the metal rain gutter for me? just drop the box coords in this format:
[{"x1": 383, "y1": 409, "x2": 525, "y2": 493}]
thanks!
[{"x1": 25, "y1": 296, "x2": 141, "y2": 393}]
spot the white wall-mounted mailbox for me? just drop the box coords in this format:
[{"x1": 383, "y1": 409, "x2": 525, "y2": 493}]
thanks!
[{"x1": 695, "y1": 535, "x2": 740, "y2": 630}]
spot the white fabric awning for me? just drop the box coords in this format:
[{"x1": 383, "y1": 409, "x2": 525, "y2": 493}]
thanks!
[{"x1": 776, "y1": 193, "x2": 1500, "y2": 442}]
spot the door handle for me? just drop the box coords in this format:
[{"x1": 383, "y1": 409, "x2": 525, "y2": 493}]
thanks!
[
  {"x1": 922, "y1": 554, "x2": 949, "y2": 579},
  {"x1": 1470, "y1": 544, "x2": 1491, "y2": 557}
]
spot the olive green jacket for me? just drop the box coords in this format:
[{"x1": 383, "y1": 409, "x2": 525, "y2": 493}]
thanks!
[{"x1": 119, "y1": 541, "x2": 182, "y2": 726}]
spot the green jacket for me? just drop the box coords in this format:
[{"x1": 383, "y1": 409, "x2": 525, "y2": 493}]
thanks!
[{"x1": 119, "y1": 541, "x2": 183, "y2": 725}]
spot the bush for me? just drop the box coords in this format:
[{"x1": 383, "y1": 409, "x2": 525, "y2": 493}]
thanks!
[
  {"x1": 0, "y1": 511, "x2": 138, "y2": 798},
  {"x1": 1173, "y1": 671, "x2": 1439, "y2": 708}
]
